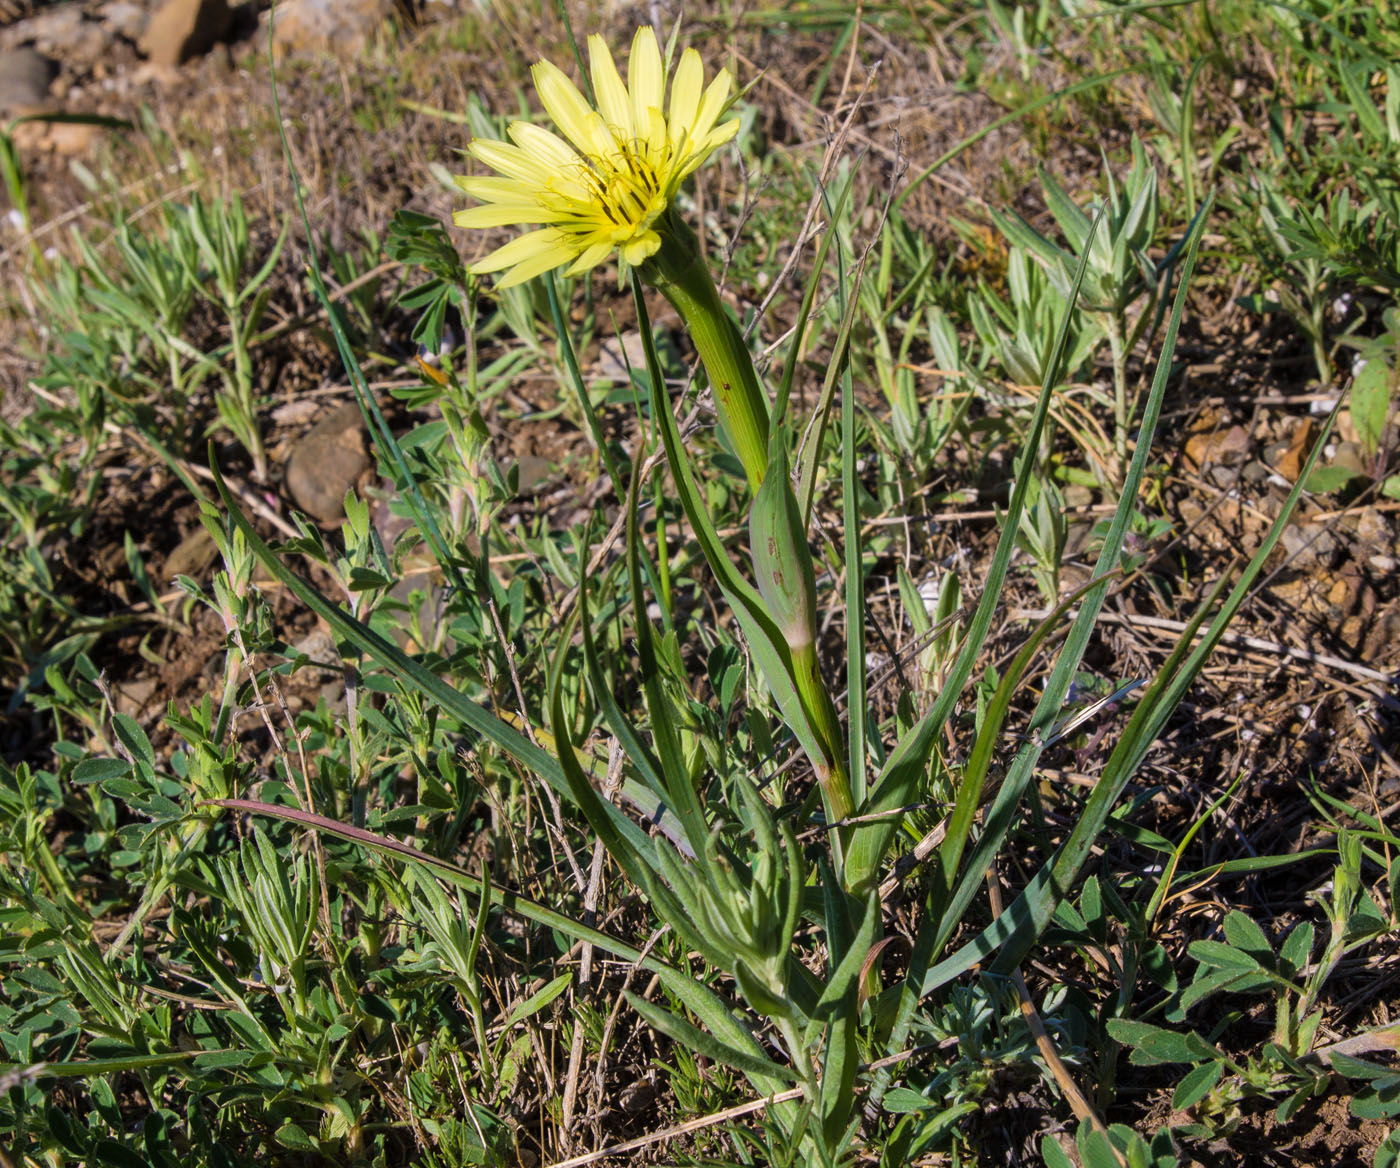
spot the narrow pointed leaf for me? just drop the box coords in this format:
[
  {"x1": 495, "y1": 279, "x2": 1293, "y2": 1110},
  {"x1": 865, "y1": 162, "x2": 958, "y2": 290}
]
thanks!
[{"x1": 624, "y1": 991, "x2": 798, "y2": 1086}]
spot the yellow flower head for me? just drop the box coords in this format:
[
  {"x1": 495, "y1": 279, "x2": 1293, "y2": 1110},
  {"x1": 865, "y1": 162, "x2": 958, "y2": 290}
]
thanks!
[{"x1": 454, "y1": 27, "x2": 739, "y2": 288}]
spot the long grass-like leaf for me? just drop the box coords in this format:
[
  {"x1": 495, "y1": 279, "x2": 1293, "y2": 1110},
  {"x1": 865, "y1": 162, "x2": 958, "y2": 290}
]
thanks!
[
  {"x1": 205, "y1": 796, "x2": 760, "y2": 1063},
  {"x1": 268, "y1": 41, "x2": 463, "y2": 596},
  {"x1": 0, "y1": 1050, "x2": 223, "y2": 1079},
  {"x1": 205, "y1": 461, "x2": 660, "y2": 860},
  {"x1": 625, "y1": 991, "x2": 799, "y2": 1085},
  {"x1": 920, "y1": 258, "x2": 1337, "y2": 998},
  {"x1": 926, "y1": 198, "x2": 1214, "y2": 967},
  {"x1": 773, "y1": 162, "x2": 858, "y2": 429},
  {"x1": 816, "y1": 897, "x2": 878, "y2": 1144},
  {"x1": 622, "y1": 463, "x2": 712, "y2": 860},
  {"x1": 864, "y1": 208, "x2": 1111, "y2": 1104},
  {"x1": 629, "y1": 276, "x2": 832, "y2": 796},
  {"x1": 929, "y1": 574, "x2": 1115, "y2": 928},
  {"x1": 843, "y1": 209, "x2": 1103, "y2": 896}
]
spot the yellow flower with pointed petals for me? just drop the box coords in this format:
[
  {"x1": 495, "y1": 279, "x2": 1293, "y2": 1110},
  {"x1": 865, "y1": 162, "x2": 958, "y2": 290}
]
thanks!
[{"x1": 454, "y1": 27, "x2": 739, "y2": 288}]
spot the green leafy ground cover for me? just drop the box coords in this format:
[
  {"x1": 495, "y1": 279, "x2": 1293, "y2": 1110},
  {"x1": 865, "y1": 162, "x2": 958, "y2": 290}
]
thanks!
[{"x1": 1, "y1": 2, "x2": 1399, "y2": 1165}]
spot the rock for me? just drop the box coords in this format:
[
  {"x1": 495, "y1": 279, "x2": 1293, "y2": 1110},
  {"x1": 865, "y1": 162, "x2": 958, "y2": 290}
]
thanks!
[
  {"x1": 596, "y1": 331, "x2": 649, "y2": 381},
  {"x1": 1270, "y1": 416, "x2": 1318, "y2": 482},
  {"x1": 269, "y1": 0, "x2": 395, "y2": 60},
  {"x1": 100, "y1": 1, "x2": 150, "y2": 42},
  {"x1": 1355, "y1": 506, "x2": 1394, "y2": 549},
  {"x1": 46, "y1": 119, "x2": 100, "y2": 155},
  {"x1": 113, "y1": 677, "x2": 159, "y2": 719},
  {"x1": 1326, "y1": 572, "x2": 1357, "y2": 614},
  {"x1": 0, "y1": 48, "x2": 55, "y2": 117},
  {"x1": 1060, "y1": 483, "x2": 1094, "y2": 509},
  {"x1": 270, "y1": 398, "x2": 321, "y2": 427},
  {"x1": 511, "y1": 453, "x2": 553, "y2": 494},
  {"x1": 1184, "y1": 424, "x2": 1250, "y2": 470},
  {"x1": 284, "y1": 401, "x2": 372, "y2": 522},
  {"x1": 14, "y1": 6, "x2": 108, "y2": 65},
  {"x1": 290, "y1": 626, "x2": 340, "y2": 672},
  {"x1": 595, "y1": 328, "x2": 683, "y2": 382},
  {"x1": 1363, "y1": 608, "x2": 1400, "y2": 665},
  {"x1": 317, "y1": 680, "x2": 348, "y2": 717},
  {"x1": 1277, "y1": 521, "x2": 1336, "y2": 568},
  {"x1": 1331, "y1": 440, "x2": 1370, "y2": 477},
  {"x1": 139, "y1": 0, "x2": 232, "y2": 66},
  {"x1": 165, "y1": 526, "x2": 218, "y2": 581}
]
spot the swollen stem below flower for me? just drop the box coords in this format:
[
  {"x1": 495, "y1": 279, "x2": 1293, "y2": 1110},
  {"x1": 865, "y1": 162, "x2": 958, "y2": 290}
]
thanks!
[{"x1": 641, "y1": 217, "x2": 772, "y2": 495}]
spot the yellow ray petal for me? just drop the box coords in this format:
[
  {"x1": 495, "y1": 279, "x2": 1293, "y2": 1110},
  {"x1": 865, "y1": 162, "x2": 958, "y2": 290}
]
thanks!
[
  {"x1": 628, "y1": 26, "x2": 664, "y2": 140},
  {"x1": 643, "y1": 107, "x2": 669, "y2": 174},
  {"x1": 563, "y1": 240, "x2": 616, "y2": 276},
  {"x1": 496, "y1": 239, "x2": 580, "y2": 287},
  {"x1": 588, "y1": 33, "x2": 633, "y2": 140},
  {"x1": 468, "y1": 138, "x2": 553, "y2": 186},
  {"x1": 533, "y1": 58, "x2": 612, "y2": 158},
  {"x1": 668, "y1": 49, "x2": 703, "y2": 152},
  {"x1": 454, "y1": 202, "x2": 571, "y2": 228},
  {"x1": 507, "y1": 120, "x2": 583, "y2": 171},
  {"x1": 619, "y1": 231, "x2": 662, "y2": 265},
  {"x1": 454, "y1": 176, "x2": 539, "y2": 203},
  {"x1": 691, "y1": 71, "x2": 733, "y2": 145},
  {"x1": 467, "y1": 228, "x2": 567, "y2": 272}
]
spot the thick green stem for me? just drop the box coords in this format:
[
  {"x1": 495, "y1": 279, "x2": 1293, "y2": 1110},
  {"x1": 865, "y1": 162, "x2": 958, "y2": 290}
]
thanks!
[
  {"x1": 641, "y1": 219, "x2": 854, "y2": 858},
  {"x1": 1107, "y1": 311, "x2": 1128, "y2": 477},
  {"x1": 791, "y1": 639, "x2": 855, "y2": 829},
  {"x1": 642, "y1": 217, "x2": 771, "y2": 495}
]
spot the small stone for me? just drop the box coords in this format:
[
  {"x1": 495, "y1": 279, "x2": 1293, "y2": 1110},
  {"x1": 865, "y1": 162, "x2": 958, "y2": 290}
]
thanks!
[
  {"x1": 0, "y1": 48, "x2": 55, "y2": 118},
  {"x1": 1354, "y1": 506, "x2": 1393, "y2": 547},
  {"x1": 1061, "y1": 484, "x2": 1094, "y2": 509},
  {"x1": 16, "y1": 5, "x2": 81, "y2": 52},
  {"x1": 270, "y1": 399, "x2": 321, "y2": 427},
  {"x1": 1271, "y1": 416, "x2": 1318, "y2": 482},
  {"x1": 317, "y1": 680, "x2": 348, "y2": 716},
  {"x1": 45, "y1": 120, "x2": 99, "y2": 155},
  {"x1": 1187, "y1": 422, "x2": 1254, "y2": 467},
  {"x1": 284, "y1": 402, "x2": 372, "y2": 522},
  {"x1": 1331, "y1": 440, "x2": 1370, "y2": 477},
  {"x1": 1278, "y1": 522, "x2": 1336, "y2": 567},
  {"x1": 20, "y1": 7, "x2": 108, "y2": 64},
  {"x1": 510, "y1": 454, "x2": 553, "y2": 494},
  {"x1": 1184, "y1": 424, "x2": 1250, "y2": 470},
  {"x1": 290, "y1": 626, "x2": 340, "y2": 672},
  {"x1": 1363, "y1": 610, "x2": 1400, "y2": 665},
  {"x1": 139, "y1": 0, "x2": 232, "y2": 66},
  {"x1": 595, "y1": 328, "x2": 684, "y2": 382},
  {"x1": 113, "y1": 677, "x2": 159, "y2": 719},
  {"x1": 269, "y1": 0, "x2": 395, "y2": 60},
  {"x1": 100, "y1": 0, "x2": 150, "y2": 42},
  {"x1": 165, "y1": 526, "x2": 218, "y2": 581}
]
